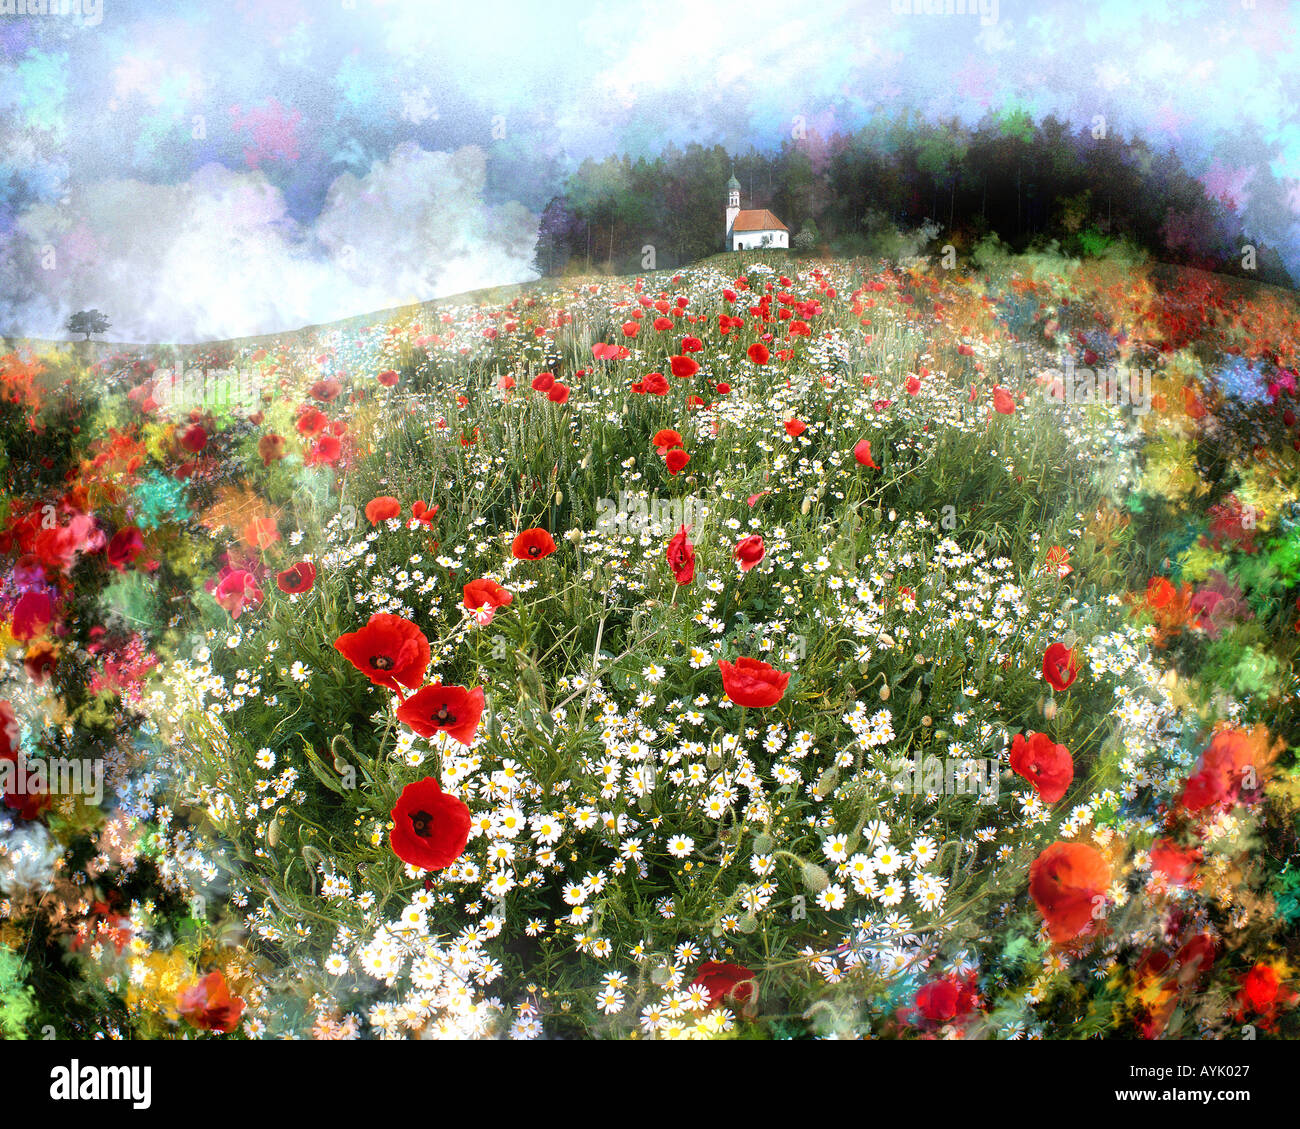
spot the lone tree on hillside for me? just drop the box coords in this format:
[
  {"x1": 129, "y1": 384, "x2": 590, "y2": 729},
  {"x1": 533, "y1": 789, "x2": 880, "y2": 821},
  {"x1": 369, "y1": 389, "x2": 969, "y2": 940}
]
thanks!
[{"x1": 67, "y1": 309, "x2": 111, "y2": 341}]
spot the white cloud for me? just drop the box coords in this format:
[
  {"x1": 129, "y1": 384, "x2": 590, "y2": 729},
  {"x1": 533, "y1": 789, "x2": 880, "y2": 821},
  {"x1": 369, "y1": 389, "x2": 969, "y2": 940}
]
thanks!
[{"x1": 1, "y1": 144, "x2": 538, "y2": 343}]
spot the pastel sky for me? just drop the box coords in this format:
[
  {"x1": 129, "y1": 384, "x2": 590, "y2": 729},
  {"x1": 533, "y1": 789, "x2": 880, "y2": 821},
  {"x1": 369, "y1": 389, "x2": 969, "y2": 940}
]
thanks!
[{"x1": 2, "y1": 0, "x2": 1297, "y2": 340}]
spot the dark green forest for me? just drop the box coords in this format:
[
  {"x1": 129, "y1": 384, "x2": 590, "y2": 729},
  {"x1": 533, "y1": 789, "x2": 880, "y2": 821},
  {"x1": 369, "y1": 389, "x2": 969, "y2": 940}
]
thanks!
[{"x1": 533, "y1": 110, "x2": 1295, "y2": 287}]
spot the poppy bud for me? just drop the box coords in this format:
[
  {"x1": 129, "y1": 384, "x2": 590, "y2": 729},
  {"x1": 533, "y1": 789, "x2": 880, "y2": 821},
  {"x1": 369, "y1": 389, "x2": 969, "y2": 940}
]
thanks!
[
  {"x1": 879, "y1": 685, "x2": 891, "y2": 700},
  {"x1": 706, "y1": 750, "x2": 722, "y2": 770},
  {"x1": 1043, "y1": 699, "x2": 1058, "y2": 721},
  {"x1": 267, "y1": 814, "x2": 281, "y2": 847},
  {"x1": 330, "y1": 733, "x2": 354, "y2": 765},
  {"x1": 738, "y1": 913, "x2": 758, "y2": 934},
  {"x1": 753, "y1": 833, "x2": 773, "y2": 854},
  {"x1": 802, "y1": 862, "x2": 830, "y2": 893},
  {"x1": 910, "y1": 689, "x2": 922, "y2": 707},
  {"x1": 815, "y1": 767, "x2": 839, "y2": 797},
  {"x1": 555, "y1": 490, "x2": 563, "y2": 505}
]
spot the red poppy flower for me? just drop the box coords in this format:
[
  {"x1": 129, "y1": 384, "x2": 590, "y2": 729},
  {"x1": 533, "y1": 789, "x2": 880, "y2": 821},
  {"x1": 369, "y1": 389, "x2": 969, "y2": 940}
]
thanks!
[
  {"x1": 258, "y1": 434, "x2": 286, "y2": 467},
  {"x1": 241, "y1": 515, "x2": 280, "y2": 551},
  {"x1": 992, "y1": 385, "x2": 1016, "y2": 414},
  {"x1": 1145, "y1": 577, "x2": 1175, "y2": 609},
  {"x1": 641, "y1": 371, "x2": 669, "y2": 395},
  {"x1": 276, "y1": 561, "x2": 316, "y2": 594},
  {"x1": 389, "y1": 776, "x2": 472, "y2": 871},
  {"x1": 547, "y1": 383, "x2": 570, "y2": 403},
  {"x1": 1010, "y1": 731, "x2": 1074, "y2": 803},
  {"x1": 531, "y1": 372, "x2": 555, "y2": 391},
  {"x1": 912, "y1": 975, "x2": 979, "y2": 1027},
  {"x1": 305, "y1": 434, "x2": 342, "y2": 467},
  {"x1": 652, "y1": 521, "x2": 693, "y2": 584},
  {"x1": 106, "y1": 526, "x2": 144, "y2": 571},
  {"x1": 297, "y1": 407, "x2": 328, "y2": 437},
  {"x1": 310, "y1": 379, "x2": 342, "y2": 402},
  {"x1": 1178, "y1": 726, "x2": 1274, "y2": 814},
  {"x1": 1029, "y1": 841, "x2": 1110, "y2": 942},
  {"x1": 463, "y1": 578, "x2": 513, "y2": 611},
  {"x1": 1042, "y1": 642, "x2": 1079, "y2": 691},
  {"x1": 681, "y1": 335, "x2": 703, "y2": 353},
  {"x1": 785, "y1": 418, "x2": 806, "y2": 437},
  {"x1": 23, "y1": 641, "x2": 58, "y2": 684},
  {"x1": 734, "y1": 534, "x2": 765, "y2": 571},
  {"x1": 652, "y1": 429, "x2": 683, "y2": 455},
  {"x1": 334, "y1": 613, "x2": 430, "y2": 695},
  {"x1": 365, "y1": 496, "x2": 402, "y2": 524},
  {"x1": 180, "y1": 424, "x2": 208, "y2": 453},
  {"x1": 177, "y1": 970, "x2": 245, "y2": 1034},
  {"x1": 1150, "y1": 838, "x2": 1201, "y2": 886},
  {"x1": 747, "y1": 343, "x2": 770, "y2": 365},
  {"x1": 412, "y1": 500, "x2": 439, "y2": 526},
  {"x1": 396, "y1": 683, "x2": 486, "y2": 745},
  {"x1": 0, "y1": 701, "x2": 17, "y2": 762},
  {"x1": 1042, "y1": 545, "x2": 1072, "y2": 578},
  {"x1": 669, "y1": 355, "x2": 699, "y2": 379},
  {"x1": 718, "y1": 656, "x2": 790, "y2": 707},
  {"x1": 1169, "y1": 933, "x2": 1217, "y2": 988},
  {"x1": 853, "y1": 438, "x2": 879, "y2": 468},
  {"x1": 905, "y1": 374, "x2": 921, "y2": 395},
  {"x1": 690, "y1": 961, "x2": 755, "y2": 1008},
  {"x1": 1, "y1": 745, "x2": 52, "y2": 819},
  {"x1": 377, "y1": 369, "x2": 400, "y2": 387},
  {"x1": 665, "y1": 448, "x2": 690, "y2": 475},
  {"x1": 512, "y1": 527, "x2": 556, "y2": 560},
  {"x1": 213, "y1": 570, "x2": 263, "y2": 621},
  {"x1": 915, "y1": 979, "x2": 961, "y2": 1022},
  {"x1": 1233, "y1": 963, "x2": 1297, "y2": 1030},
  {"x1": 0, "y1": 699, "x2": 50, "y2": 818}
]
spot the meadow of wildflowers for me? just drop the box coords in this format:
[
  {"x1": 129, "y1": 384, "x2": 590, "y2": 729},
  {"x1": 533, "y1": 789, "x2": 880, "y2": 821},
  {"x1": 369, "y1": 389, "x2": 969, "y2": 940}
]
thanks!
[{"x1": 1, "y1": 250, "x2": 1298, "y2": 1041}]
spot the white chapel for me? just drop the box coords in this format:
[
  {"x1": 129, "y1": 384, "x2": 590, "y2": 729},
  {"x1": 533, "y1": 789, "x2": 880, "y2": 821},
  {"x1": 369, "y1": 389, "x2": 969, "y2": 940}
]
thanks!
[{"x1": 724, "y1": 173, "x2": 789, "y2": 251}]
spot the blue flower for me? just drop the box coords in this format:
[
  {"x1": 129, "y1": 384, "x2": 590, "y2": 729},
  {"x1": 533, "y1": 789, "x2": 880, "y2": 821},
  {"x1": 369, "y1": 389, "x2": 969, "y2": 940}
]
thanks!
[{"x1": 1212, "y1": 355, "x2": 1269, "y2": 404}]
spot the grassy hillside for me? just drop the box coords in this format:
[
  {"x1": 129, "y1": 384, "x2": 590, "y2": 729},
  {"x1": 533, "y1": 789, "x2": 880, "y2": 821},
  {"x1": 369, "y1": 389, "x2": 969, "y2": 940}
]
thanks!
[{"x1": 1, "y1": 249, "x2": 1298, "y2": 1039}]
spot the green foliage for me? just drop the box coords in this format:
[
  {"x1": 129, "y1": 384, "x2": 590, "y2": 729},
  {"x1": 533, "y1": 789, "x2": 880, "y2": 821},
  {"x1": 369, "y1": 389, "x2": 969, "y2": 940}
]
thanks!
[{"x1": 0, "y1": 946, "x2": 36, "y2": 1040}]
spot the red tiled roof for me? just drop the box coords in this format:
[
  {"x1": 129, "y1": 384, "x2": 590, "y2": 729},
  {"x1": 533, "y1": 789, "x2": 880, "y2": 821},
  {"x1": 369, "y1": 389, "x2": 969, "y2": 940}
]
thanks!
[{"x1": 731, "y1": 209, "x2": 787, "y2": 233}]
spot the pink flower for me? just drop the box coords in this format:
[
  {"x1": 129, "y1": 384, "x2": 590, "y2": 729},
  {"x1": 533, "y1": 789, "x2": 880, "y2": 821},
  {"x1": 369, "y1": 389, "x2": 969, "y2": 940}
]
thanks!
[{"x1": 214, "y1": 570, "x2": 264, "y2": 620}]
